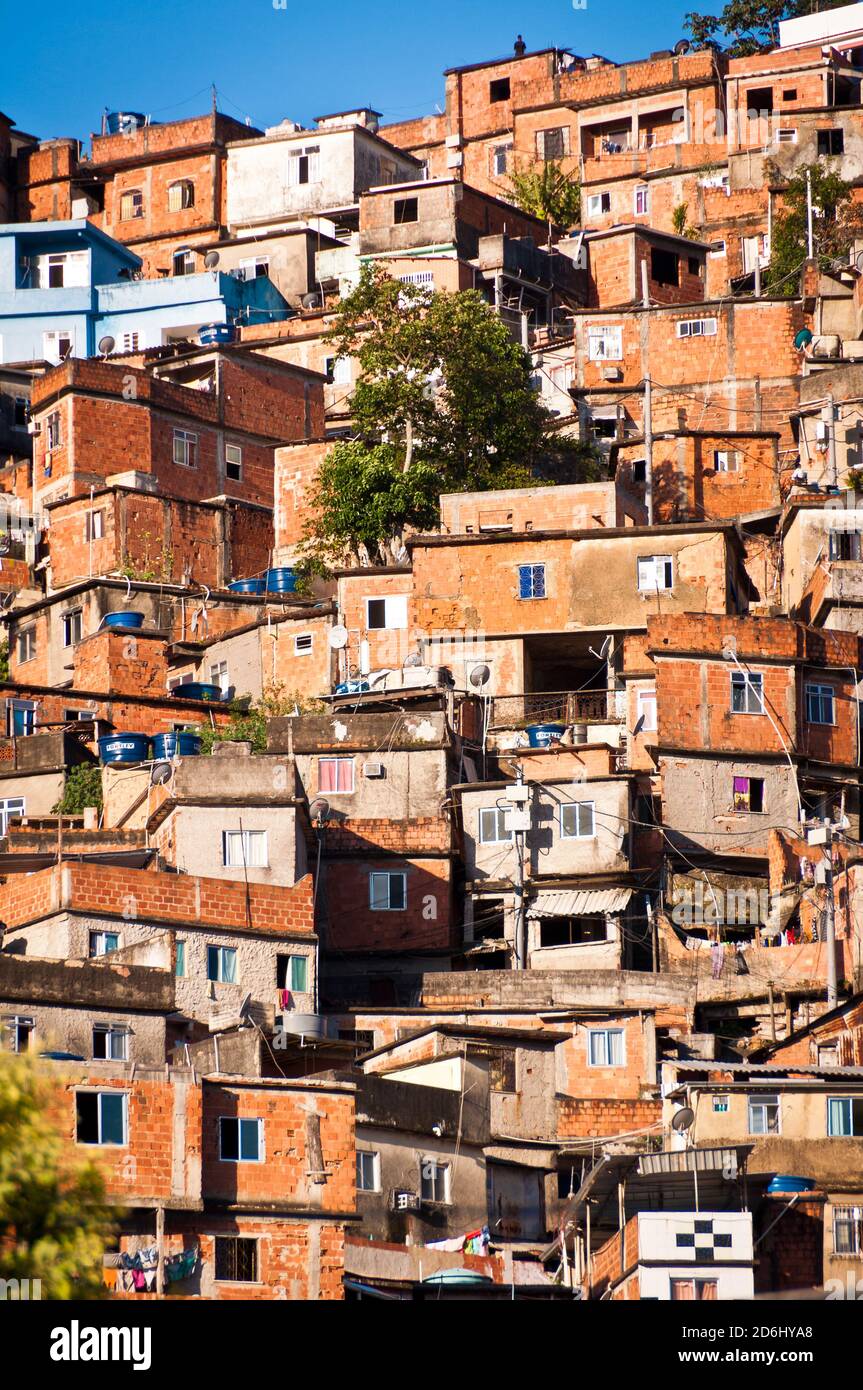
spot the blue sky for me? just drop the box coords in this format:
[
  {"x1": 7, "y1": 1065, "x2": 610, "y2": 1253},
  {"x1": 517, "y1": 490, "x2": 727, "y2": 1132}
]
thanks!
[{"x1": 2, "y1": 0, "x2": 694, "y2": 145}]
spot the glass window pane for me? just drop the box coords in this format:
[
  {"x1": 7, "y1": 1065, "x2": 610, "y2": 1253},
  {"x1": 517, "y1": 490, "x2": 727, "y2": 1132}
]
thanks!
[
  {"x1": 240, "y1": 1119, "x2": 260, "y2": 1161},
  {"x1": 99, "y1": 1093, "x2": 125, "y2": 1145}
]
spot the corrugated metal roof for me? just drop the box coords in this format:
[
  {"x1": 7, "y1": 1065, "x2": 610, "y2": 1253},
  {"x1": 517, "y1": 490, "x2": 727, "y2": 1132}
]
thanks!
[{"x1": 527, "y1": 888, "x2": 632, "y2": 919}]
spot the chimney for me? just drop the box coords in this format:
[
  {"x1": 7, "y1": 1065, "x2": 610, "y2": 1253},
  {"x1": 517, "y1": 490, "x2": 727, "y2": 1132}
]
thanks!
[{"x1": 514, "y1": 34, "x2": 526, "y2": 57}]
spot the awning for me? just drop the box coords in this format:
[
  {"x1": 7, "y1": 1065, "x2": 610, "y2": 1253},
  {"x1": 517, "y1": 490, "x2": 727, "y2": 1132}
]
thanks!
[{"x1": 527, "y1": 888, "x2": 632, "y2": 919}]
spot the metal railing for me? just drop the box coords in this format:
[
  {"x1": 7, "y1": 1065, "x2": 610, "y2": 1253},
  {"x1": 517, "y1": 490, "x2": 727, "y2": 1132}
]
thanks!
[{"x1": 487, "y1": 689, "x2": 621, "y2": 729}]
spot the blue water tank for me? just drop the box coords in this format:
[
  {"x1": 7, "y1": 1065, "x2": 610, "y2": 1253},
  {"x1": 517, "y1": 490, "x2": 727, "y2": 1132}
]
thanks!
[
  {"x1": 152, "y1": 732, "x2": 202, "y2": 759},
  {"x1": 99, "y1": 733, "x2": 150, "y2": 765},
  {"x1": 228, "y1": 578, "x2": 266, "y2": 595},
  {"x1": 102, "y1": 610, "x2": 145, "y2": 630},
  {"x1": 173, "y1": 682, "x2": 223, "y2": 703},
  {"x1": 526, "y1": 723, "x2": 566, "y2": 748},
  {"x1": 198, "y1": 322, "x2": 235, "y2": 346},
  {"x1": 105, "y1": 111, "x2": 146, "y2": 135},
  {"x1": 335, "y1": 680, "x2": 369, "y2": 696},
  {"x1": 264, "y1": 567, "x2": 297, "y2": 593},
  {"x1": 767, "y1": 1175, "x2": 815, "y2": 1194}
]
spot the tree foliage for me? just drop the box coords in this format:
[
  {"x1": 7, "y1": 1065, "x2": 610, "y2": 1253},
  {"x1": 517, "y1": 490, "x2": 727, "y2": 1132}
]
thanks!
[
  {"x1": 763, "y1": 160, "x2": 863, "y2": 295},
  {"x1": 0, "y1": 1051, "x2": 116, "y2": 1299},
  {"x1": 507, "y1": 160, "x2": 581, "y2": 232},
  {"x1": 201, "y1": 684, "x2": 325, "y2": 753},
  {"x1": 52, "y1": 763, "x2": 103, "y2": 816},
  {"x1": 302, "y1": 267, "x2": 597, "y2": 568},
  {"x1": 686, "y1": 0, "x2": 849, "y2": 56}
]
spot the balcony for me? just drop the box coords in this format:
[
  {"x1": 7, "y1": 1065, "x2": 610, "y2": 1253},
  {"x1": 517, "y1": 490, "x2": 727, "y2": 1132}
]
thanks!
[{"x1": 487, "y1": 688, "x2": 623, "y2": 729}]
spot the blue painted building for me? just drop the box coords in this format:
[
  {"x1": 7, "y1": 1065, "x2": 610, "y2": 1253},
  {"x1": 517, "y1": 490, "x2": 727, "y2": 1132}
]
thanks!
[{"x1": 0, "y1": 220, "x2": 290, "y2": 365}]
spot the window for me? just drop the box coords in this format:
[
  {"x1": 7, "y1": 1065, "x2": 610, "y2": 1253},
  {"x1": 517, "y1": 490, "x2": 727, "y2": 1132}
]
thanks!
[
  {"x1": 43, "y1": 333, "x2": 73, "y2": 367},
  {"x1": 806, "y1": 683, "x2": 836, "y2": 726},
  {"x1": 356, "y1": 1150, "x2": 380, "y2": 1192},
  {"x1": 420, "y1": 1158, "x2": 451, "y2": 1203},
  {"x1": 119, "y1": 189, "x2": 144, "y2": 221},
  {"x1": 730, "y1": 671, "x2": 764, "y2": 715},
  {"x1": 0, "y1": 797, "x2": 25, "y2": 836},
  {"x1": 776, "y1": 128, "x2": 798, "y2": 144},
  {"x1": 688, "y1": 256, "x2": 702, "y2": 276},
  {"x1": 709, "y1": 240, "x2": 727, "y2": 257},
  {"x1": 634, "y1": 185, "x2": 649, "y2": 215},
  {"x1": 714, "y1": 449, "x2": 740, "y2": 473},
  {"x1": 489, "y1": 1048, "x2": 516, "y2": 1092},
  {"x1": 671, "y1": 1279, "x2": 719, "y2": 1301},
  {"x1": 712, "y1": 1094, "x2": 730, "y2": 1113},
  {"x1": 210, "y1": 660, "x2": 230, "y2": 695},
  {"x1": 676, "y1": 318, "x2": 717, "y2": 338},
  {"x1": 365, "y1": 595, "x2": 407, "y2": 630},
  {"x1": 277, "y1": 953, "x2": 308, "y2": 993},
  {"x1": 76, "y1": 1091, "x2": 127, "y2": 1145},
  {"x1": 827, "y1": 1096, "x2": 863, "y2": 1136},
  {"x1": 318, "y1": 757, "x2": 354, "y2": 794},
  {"x1": 537, "y1": 127, "x2": 569, "y2": 160},
  {"x1": 13, "y1": 397, "x2": 28, "y2": 427},
  {"x1": 745, "y1": 86, "x2": 773, "y2": 115},
  {"x1": 479, "y1": 807, "x2": 512, "y2": 844},
  {"x1": 747, "y1": 1093, "x2": 780, "y2": 1135},
  {"x1": 782, "y1": 89, "x2": 797, "y2": 102},
  {"x1": 171, "y1": 248, "x2": 195, "y2": 276},
  {"x1": 294, "y1": 633, "x2": 313, "y2": 655},
  {"x1": 16, "y1": 627, "x2": 36, "y2": 663},
  {"x1": 540, "y1": 915, "x2": 607, "y2": 947},
  {"x1": 637, "y1": 555, "x2": 673, "y2": 591},
  {"x1": 62, "y1": 609, "x2": 82, "y2": 647},
  {"x1": 168, "y1": 179, "x2": 195, "y2": 212},
  {"x1": 732, "y1": 776, "x2": 765, "y2": 813},
  {"x1": 651, "y1": 247, "x2": 679, "y2": 287},
  {"x1": 632, "y1": 459, "x2": 646, "y2": 483},
  {"x1": 586, "y1": 192, "x2": 611, "y2": 217},
  {"x1": 818, "y1": 128, "x2": 844, "y2": 157},
  {"x1": 491, "y1": 142, "x2": 512, "y2": 176},
  {"x1": 636, "y1": 688, "x2": 657, "y2": 732},
  {"x1": 588, "y1": 1028, "x2": 625, "y2": 1066},
  {"x1": 7, "y1": 700, "x2": 36, "y2": 737},
  {"x1": 45, "y1": 409, "x2": 62, "y2": 447},
  {"x1": 215, "y1": 1237, "x2": 258, "y2": 1283},
  {"x1": 833, "y1": 1207, "x2": 863, "y2": 1256},
  {"x1": 175, "y1": 940, "x2": 186, "y2": 978},
  {"x1": 324, "y1": 356, "x2": 352, "y2": 386},
  {"x1": 561, "y1": 801, "x2": 595, "y2": 838},
  {"x1": 173, "y1": 429, "x2": 198, "y2": 468},
  {"x1": 85, "y1": 509, "x2": 105, "y2": 541},
  {"x1": 89, "y1": 931, "x2": 119, "y2": 958},
  {"x1": 207, "y1": 945, "x2": 238, "y2": 984},
  {"x1": 369, "y1": 871, "x2": 407, "y2": 911},
  {"x1": 122, "y1": 331, "x2": 139, "y2": 352},
  {"x1": 220, "y1": 1117, "x2": 263, "y2": 1162},
  {"x1": 517, "y1": 563, "x2": 546, "y2": 599},
  {"x1": 489, "y1": 77, "x2": 510, "y2": 102},
  {"x1": 237, "y1": 256, "x2": 270, "y2": 280},
  {"x1": 394, "y1": 197, "x2": 419, "y2": 224},
  {"x1": 64, "y1": 709, "x2": 95, "y2": 723},
  {"x1": 587, "y1": 325, "x2": 622, "y2": 361},
  {"x1": 829, "y1": 529, "x2": 862, "y2": 561},
  {"x1": 1, "y1": 1014, "x2": 34, "y2": 1053},
  {"x1": 222, "y1": 829, "x2": 267, "y2": 868},
  {"x1": 287, "y1": 145, "x2": 320, "y2": 185},
  {"x1": 817, "y1": 1042, "x2": 839, "y2": 1067},
  {"x1": 92, "y1": 1024, "x2": 129, "y2": 1061}
]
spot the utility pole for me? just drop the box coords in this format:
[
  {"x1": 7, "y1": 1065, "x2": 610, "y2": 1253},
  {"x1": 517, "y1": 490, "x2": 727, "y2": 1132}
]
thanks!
[
  {"x1": 808, "y1": 819, "x2": 839, "y2": 1009},
  {"x1": 508, "y1": 765, "x2": 530, "y2": 970},
  {"x1": 644, "y1": 374, "x2": 653, "y2": 526},
  {"x1": 806, "y1": 168, "x2": 814, "y2": 260},
  {"x1": 824, "y1": 394, "x2": 838, "y2": 488}
]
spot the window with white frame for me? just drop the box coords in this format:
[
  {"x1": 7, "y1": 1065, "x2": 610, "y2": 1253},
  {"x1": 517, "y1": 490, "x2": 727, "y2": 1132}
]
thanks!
[
  {"x1": 33, "y1": 250, "x2": 89, "y2": 289},
  {"x1": 634, "y1": 185, "x2": 649, "y2": 215},
  {"x1": 294, "y1": 633, "x2": 313, "y2": 655},
  {"x1": 92, "y1": 1023, "x2": 129, "y2": 1061},
  {"x1": 365, "y1": 595, "x2": 407, "y2": 630},
  {"x1": 237, "y1": 256, "x2": 270, "y2": 281},
  {"x1": 356, "y1": 1150, "x2": 380, "y2": 1192},
  {"x1": 586, "y1": 192, "x2": 611, "y2": 217},
  {"x1": 277, "y1": 953, "x2": 308, "y2": 993},
  {"x1": 85, "y1": 509, "x2": 105, "y2": 542},
  {"x1": 806, "y1": 683, "x2": 835, "y2": 726},
  {"x1": 637, "y1": 688, "x2": 657, "y2": 732},
  {"x1": 287, "y1": 145, "x2": 321, "y2": 185},
  {"x1": 827, "y1": 1096, "x2": 863, "y2": 1136},
  {"x1": 833, "y1": 1206, "x2": 863, "y2": 1256},
  {"x1": 89, "y1": 931, "x2": 119, "y2": 957},
  {"x1": 318, "y1": 757, "x2": 354, "y2": 794},
  {"x1": 225, "y1": 443, "x2": 242, "y2": 481},
  {"x1": 207, "y1": 945, "x2": 238, "y2": 983},
  {"x1": 731, "y1": 670, "x2": 764, "y2": 715},
  {"x1": 369, "y1": 871, "x2": 407, "y2": 911},
  {"x1": 7, "y1": 700, "x2": 36, "y2": 737},
  {"x1": 420, "y1": 1157, "x2": 451, "y2": 1203},
  {"x1": 210, "y1": 660, "x2": 230, "y2": 695},
  {"x1": 748, "y1": 1093, "x2": 780, "y2": 1134},
  {"x1": 222, "y1": 829, "x2": 268, "y2": 868},
  {"x1": 588, "y1": 1028, "x2": 625, "y2": 1066},
  {"x1": 62, "y1": 608, "x2": 82, "y2": 646},
  {"x1": 76, "y1": 1090, "x2": 127, "y2": 1145},
  {"x1": 561, "y1": 801, "x2": 595, "y2": 839},
  {"x1": 709, "y1": 240, "x2": 727, "y2": 257},
  {"x1": 122, "y1": 331, "x2": 139, "y2": 353},
  {"x1": 0, "y1": 797, "x2": 25, "y2": 836},
  {"x1": 637, "y1": 555, "x2": 673, "y2": 591},
  {"x1": 536, "y1": 126, "x2": 570, "y2": 160},
  {"x1": 43, "y1": 333, "x2": 74, "y2": 367},
  {"x1": 676, "y1": 318, "x2": 717, "y2": 338},
  {"x1": 167, "y1": 179, "x2": 195, "y2": 212},
  {"x1": 45, "y1": 408, "x2": 63, "y2": 448},
  {"x1": 518, "y1": 563, "x2": 546, "y2": 599},
  {"x1": 479, "y1": 807, "x2": 512, "y2": 844},
  {"x1": 172, "y1": 247, "x2": 195, "y2": 276},
  {"x1": 219, "y1": 1117, "x2": 263, "y2": 1162},
  {"x1": 119, "y1": 188, "x2": 144, "y2": 220},
  {"x1": 588, "y1": 325, "x2": 622, "y2": 361},
  {"x1": 550, "y1": 360, "x2": 575, "y2": 392},
  {"x1": 491, "y1": 142, "x2": 512, "y2": 177},
  {"x1": 714, "y1": 449, "x2": 740, "y2": 472},
  {"x1": 776, "y1": 128, "x2": 798, "y2": 144},
  {"x1": 324, "y1": 356, "x2": 352, "y2": 386},
  {"x1": 16, "y1": 626, "x2": 36, "y2": 663},
  {"x1": 173, "y1": 429, "x2": 198, "y2": 468},
  {"x1": 1, "y1": 1013, "x2": 34, "y2": 1053}
]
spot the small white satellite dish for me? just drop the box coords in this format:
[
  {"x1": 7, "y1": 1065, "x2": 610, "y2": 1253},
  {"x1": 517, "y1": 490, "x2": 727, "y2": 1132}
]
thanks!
[
  {"x1": 328, "y1": 625, "x2": 349, "y2": 650},
  {"x1": 468, "y1": 663, "x2": 491, "y2": 689},
  {"x1": 589, "y1": 634, "x2": 613, "y2": 661},
  {"x1": 98, "y1": 335, "x2": 115, "y2": 358},
  {"x1": 309, "y1": 797, "x2": 331, "y2": 826},
  {"x1": 204, "y1": 250, "x2": 221, "y2": 269}
]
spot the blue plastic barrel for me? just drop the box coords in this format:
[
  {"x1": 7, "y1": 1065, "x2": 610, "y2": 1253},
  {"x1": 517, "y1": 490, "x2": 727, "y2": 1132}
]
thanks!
[
  {"x1": 198, "y1": 322, "x2": 235, "y2": 346},
  {"x1": 264, "y1": 567, "x2": 297, "y2": 593},
  {"x1": 103, "y1": 611, "x2": 145, "y2": 630},
  {"x1": 228, "y1": 578, "x2": 266, "y2": 595},
  {"x1": 335, "y1": 680, "x2": 369, "y2": 695},
  {"x1": 767, "y1": 1175, "x2": 815, "y2": 1194},
  {"x1": 173, "y1": 682, "x2": 223, "y2": 702},
  {"x1": 526, "y1": 723, "x2": 566, "y2": 748},
  {"x1": 152, "y1": 732, "x2": 202, "y2": 759},
  {"x1": 99, "y1": 733, "x2": 150, "y2": 765}
]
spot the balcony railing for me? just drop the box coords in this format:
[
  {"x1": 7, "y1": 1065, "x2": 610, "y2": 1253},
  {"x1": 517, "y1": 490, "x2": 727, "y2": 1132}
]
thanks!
[{"x1": 487, "y1": 689, "x2": 622, "y2": 729}]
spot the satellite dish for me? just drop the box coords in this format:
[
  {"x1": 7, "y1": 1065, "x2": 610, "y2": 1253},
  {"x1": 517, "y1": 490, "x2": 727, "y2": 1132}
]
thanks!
[
  {"x1": 794, "y1": 327, "x2": 814, "y2": 351},
  {"x1": 673, "y1": 38, "x2": 691, "y2": 54},
  {"x1": 150, "y1": 761, "x2": 172, "y2": 786},
  {"x1": 468, "y1": 663, "x2": 491, "y2": 689},
  {"x1": 631, "y1": 714, "x2": 646, "y2": 737},
  {"x1": 329, "y1": 625, "x2": 349, "y2": 650},
  {"x1": 309, "y1": 797, "x2": 330, "y2": 826},
  {"x1": 301, "y1": 291, "x2": 323, "y2": 310},
  {"x1": 204, "y1": 250, "x2": 220, "y2": 269},
  {"x1": 98, "y1": 335, "x2": 115, "y2": 357},
  {"x1": 672, "y1": 1106, "x2": 696, "y2": 1133},
  {"x1": 589, "y1": 634, "x2": 613, "y2": 662},
  {"x1": 238, "y1": 992, "x2": 253, "y2": 1023}
]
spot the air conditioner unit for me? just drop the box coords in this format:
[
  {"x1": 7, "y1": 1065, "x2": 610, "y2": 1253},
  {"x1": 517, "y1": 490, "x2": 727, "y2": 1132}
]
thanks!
[
  {"x1": 363, "y1": 761, "x2": 385, "y2": 779},
  {"x1": 27, "y1": 421, "x2": 40, "y2": 435},
  {"x1": 389, "y1": 1188, "x2": 421, "y2": 1212},
  {"x1": 601, "y1": 366, "x2": 623, "y2": 381}
]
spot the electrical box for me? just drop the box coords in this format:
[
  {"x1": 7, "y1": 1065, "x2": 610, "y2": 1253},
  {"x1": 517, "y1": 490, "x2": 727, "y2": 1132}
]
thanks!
[
  {"x1": 508, "y1": 810, "x2": 531, "y2": 832},
  {"x1": 506, "y1": 784, "x2": 530, "y2": 804}
]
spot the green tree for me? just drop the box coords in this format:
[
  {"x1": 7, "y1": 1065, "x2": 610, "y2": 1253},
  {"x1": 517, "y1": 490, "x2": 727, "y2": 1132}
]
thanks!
[
  {"x1": 52, "y1": 763, "x2": 103, "y2": 816},
  {"x1": 686, "y1": 0, "x2": 849, "y2": 56},
  {"x1": 0, "y1": 1051, "x2": 116, "y2": 1299},
  {"x1": 302, "y1": 266, "x2": 595, "y2": 568},
  {"x1": 507, "y1": 160, "x2": 581, "y2": 239},
  {"x1": 763, "y1": 160, "x2": 863, "y2": 295},
  {"x1": 201, "y1": 684, "x2": 324, "y2": 754}
]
